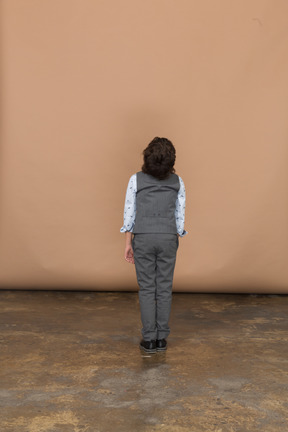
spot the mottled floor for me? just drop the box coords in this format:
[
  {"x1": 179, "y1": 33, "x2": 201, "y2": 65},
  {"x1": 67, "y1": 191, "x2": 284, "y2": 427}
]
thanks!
[{"x1": 0, "y1": 290, "x2": 288, "y2": 432}]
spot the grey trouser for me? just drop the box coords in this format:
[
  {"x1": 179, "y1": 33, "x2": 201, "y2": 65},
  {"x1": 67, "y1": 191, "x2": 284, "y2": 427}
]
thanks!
[{"x1": 132, "y1": 233, "x2": 179, "y2": 341}]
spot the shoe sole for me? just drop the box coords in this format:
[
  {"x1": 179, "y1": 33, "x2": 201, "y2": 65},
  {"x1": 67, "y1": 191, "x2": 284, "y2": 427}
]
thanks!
[
  {"x1": 156, "y1": 347, "x2": 167, "y2": 352},
  {"x1": 139, "y1": 345, "x2": 156, "y2": 354}
]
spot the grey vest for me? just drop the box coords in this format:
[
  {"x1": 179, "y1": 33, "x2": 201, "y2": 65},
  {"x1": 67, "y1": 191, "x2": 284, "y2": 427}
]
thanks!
[{"x1": 133, "y1": 171, "x2": 180, "y2": 234}]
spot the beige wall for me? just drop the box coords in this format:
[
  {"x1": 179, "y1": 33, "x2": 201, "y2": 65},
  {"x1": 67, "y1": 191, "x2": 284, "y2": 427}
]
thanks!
[{"x1": 1, "y1": 0, "x2": 288, "y2": 292}]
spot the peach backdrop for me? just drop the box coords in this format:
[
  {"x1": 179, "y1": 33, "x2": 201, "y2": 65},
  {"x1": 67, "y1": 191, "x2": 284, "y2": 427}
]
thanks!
[{"x1": 1, "y1": 0, "x2": 288, "y2": 292}]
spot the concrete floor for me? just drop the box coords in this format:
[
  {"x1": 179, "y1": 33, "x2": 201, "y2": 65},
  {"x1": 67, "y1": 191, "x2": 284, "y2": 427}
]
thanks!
[{"x1": 0, "y1": 291, "x2": 288, "y2": 432}]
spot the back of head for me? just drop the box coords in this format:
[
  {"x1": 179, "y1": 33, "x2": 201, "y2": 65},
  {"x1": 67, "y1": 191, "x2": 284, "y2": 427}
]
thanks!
[{"x1": 141, "y1": 137, "x2": 176, "y2": 180}]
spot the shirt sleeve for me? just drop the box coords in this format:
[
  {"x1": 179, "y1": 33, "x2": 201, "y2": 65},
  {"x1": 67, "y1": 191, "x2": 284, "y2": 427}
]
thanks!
[
  {"x1": 175, "y1": 176, "x2": 188, "y2": 237},
  {"x1": 120, "y1": 174, "x2": 137, "y2": 233}
]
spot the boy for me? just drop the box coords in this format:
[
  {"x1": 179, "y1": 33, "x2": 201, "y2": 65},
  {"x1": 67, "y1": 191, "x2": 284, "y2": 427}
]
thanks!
[{"x1": 120, "y1": 137, "x2": 187, "y2": 353}]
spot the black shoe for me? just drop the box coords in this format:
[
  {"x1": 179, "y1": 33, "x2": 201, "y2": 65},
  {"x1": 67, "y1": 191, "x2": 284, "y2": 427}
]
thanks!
[
  {"x1": 139, "y1": 339, "x2": 156, "y2": 353},
  {"x1": 156, "y1": 338, "x2": 167, "y2": 351}
]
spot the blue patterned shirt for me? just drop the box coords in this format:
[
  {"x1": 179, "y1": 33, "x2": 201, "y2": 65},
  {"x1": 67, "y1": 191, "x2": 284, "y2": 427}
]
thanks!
[{"x1": 120, "y1": 173, "x2": 188, "y2": 237}]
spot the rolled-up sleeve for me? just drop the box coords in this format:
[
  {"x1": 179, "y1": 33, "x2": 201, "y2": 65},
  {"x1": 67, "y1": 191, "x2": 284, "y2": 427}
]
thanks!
[
  {"x1": 175, "y1": 176, "x2": 188, "y2": 237},
  {"x1": 120, "y1": 174, "x2": 137, "y2": 233}
]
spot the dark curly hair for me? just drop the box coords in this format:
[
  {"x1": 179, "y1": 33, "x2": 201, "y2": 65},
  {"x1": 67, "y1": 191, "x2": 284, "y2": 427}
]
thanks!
[{"x1": 141, "y1": 137, "x2": 176, "y2": 180}]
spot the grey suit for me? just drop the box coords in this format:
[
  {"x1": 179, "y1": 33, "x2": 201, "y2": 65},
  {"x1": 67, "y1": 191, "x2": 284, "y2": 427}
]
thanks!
[{"x1": 132, "y1": 172, "x2": 180, "y2": 340}]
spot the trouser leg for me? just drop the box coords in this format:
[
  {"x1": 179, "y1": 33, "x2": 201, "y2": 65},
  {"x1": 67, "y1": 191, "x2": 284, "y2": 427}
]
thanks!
[
  {"x1": 155, "y1": 234, "x2": 178, "y2": 339},
  {"x1": 133, "y1": 234, "x2": 157, "y2": 340}
]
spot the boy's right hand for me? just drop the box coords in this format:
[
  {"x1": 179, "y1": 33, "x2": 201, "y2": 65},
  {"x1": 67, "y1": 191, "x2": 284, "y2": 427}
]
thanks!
[{"x1": 125, "y1": 246, "x2": 134, "y2": 264}]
